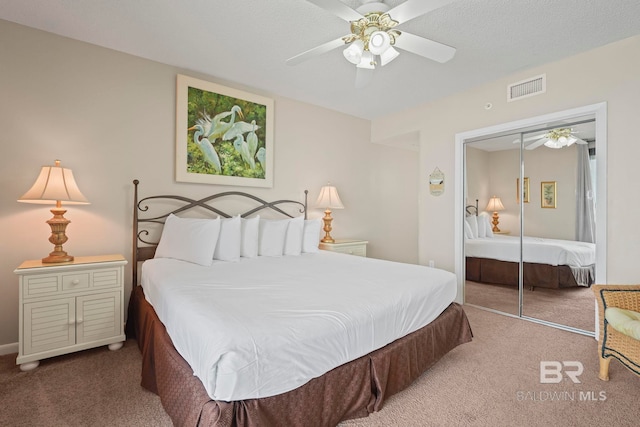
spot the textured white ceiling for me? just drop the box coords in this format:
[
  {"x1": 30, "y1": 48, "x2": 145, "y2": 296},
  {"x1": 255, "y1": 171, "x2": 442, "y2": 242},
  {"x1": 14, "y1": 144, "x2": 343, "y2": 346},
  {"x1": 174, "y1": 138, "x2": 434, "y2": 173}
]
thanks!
[{"x1": 2, "y1": 0, "x2": 640, "y2": 119}]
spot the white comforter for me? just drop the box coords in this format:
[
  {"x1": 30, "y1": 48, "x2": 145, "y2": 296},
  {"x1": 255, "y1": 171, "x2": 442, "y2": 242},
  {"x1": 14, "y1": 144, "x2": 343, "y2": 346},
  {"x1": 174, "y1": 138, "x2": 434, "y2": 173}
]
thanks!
[
  {"x1": 465, "y1": 235, "x2": 595, "y2": 267},
  {"x1": 141, "y1": 251, "x2": 457, "y2": 401}
]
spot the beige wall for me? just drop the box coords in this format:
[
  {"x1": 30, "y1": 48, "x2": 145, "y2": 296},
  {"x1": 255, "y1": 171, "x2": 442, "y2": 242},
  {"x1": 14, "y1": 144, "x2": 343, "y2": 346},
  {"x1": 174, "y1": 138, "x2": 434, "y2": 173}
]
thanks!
[
  {"x1": 467, "y1": 145, "x2": 578, "y2": 239},
  {"x1": 0, "y1": 20, "x2": 418, "y2": 349},
  {"x1": 372, "y1": 35, "x2": 640, "y2": 285}
]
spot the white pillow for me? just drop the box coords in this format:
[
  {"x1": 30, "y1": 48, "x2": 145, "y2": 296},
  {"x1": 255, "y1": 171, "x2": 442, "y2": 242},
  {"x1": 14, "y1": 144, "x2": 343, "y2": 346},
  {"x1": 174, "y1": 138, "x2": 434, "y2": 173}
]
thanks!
[
  {"x1": 284, "y1": 216, "x2": 304, "y2": 256},
  {"x1": 477, "y1": 214, "x2": 486, "y2": 238},
  {"x1": 480, "y1": 213, "x2": 494, "y2": 237},
  {"x1": 155, "y1": 214, "x2": 221, "y2": 266},
  {"x1": 302, "y1": 218, "x2": 322, "y2": 253},
  {"x1": 241, "y1": 216, "x2": 260, "y2": 258},
  {"x1": 465, "y1": 215, "x2": 478, "y2": 239},
  {"x1": 214, "y1": 215, "x2": 241, "y2": 262},
  {"x1": 464, "y1": 220, "x2": 474, "y2": 240},
  {"x1": 259, "y1": 219, "x2": 289, "y2": 257}
]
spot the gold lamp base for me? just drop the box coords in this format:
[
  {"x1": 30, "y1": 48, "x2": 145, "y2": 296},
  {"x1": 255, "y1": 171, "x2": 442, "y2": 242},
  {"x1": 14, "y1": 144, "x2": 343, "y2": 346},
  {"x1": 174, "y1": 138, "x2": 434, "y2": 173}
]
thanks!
[
  {"x1": 42, "y1": 207, "x2": 74, "y2": 263},
  {"x1": 491, "y1": 211, "x2": 501, "y2": 233},
  {"x1": 321, "y1": 209, "x2": 335, "y2": 243}
]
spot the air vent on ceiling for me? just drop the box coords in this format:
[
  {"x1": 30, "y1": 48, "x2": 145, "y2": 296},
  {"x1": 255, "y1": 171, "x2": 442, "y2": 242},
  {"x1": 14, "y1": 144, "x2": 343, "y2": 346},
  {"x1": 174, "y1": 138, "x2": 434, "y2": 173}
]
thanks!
[{"x1": 507, "y1": 74, "x2": 546, "y2": 102}]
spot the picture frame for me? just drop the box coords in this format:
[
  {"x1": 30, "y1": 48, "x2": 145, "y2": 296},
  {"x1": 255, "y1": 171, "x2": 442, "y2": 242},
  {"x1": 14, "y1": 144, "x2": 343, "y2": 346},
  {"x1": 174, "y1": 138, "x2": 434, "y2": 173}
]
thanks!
[
  {"x1": 516, "y1": 177, "x2": 529, "y2": 203},
  {"x1": 175, "y1": 74, "x2": 274, "y2": 187},
  {"x1": 541, "y1": 181, "x2": 557, "y2": 208}
]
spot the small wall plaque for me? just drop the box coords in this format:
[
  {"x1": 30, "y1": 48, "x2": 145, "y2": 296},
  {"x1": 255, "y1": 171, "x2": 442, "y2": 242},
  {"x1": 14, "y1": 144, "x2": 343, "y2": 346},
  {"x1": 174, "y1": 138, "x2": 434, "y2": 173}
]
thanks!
[{"x1": 429, "y1": 167, "x2": 445, "y2": 196}]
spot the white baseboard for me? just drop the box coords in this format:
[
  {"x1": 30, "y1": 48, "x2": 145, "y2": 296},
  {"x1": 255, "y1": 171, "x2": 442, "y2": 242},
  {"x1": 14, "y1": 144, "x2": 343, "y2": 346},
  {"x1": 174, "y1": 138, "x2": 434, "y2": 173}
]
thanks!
[{"x1": 0, "y1": 342, "x2": 18, "y2": 356}]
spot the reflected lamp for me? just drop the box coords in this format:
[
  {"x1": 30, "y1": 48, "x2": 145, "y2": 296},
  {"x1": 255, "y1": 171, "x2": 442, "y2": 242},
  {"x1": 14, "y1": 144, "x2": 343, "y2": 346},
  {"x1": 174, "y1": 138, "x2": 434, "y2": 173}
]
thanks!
[{"x1": 486, "y1": 196, "x2": 505, "y2": 232}]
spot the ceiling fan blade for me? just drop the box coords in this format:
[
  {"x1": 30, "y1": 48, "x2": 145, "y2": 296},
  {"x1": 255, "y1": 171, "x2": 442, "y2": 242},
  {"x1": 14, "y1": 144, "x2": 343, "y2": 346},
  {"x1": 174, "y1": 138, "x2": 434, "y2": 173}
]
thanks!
[
  {"x1": 355, "y1": 67, "x2": 374, "y2": 89},
  {"x1": 512, "y1": 133, "x2": 546, "y2": 144},
  {"x1": 525, "y1": 138, "x2": 548, "y2": 150},
  {"x1": 394, "y1": 31, "x2": 455, "y2": 63},
  {"x1": 388, "y1": 0, "x2": 456, "y2": 24},
  {"x1": 286, "y1": 37, "x2": 345, "y2": 66},
  {"x1": 574, "y1": 137, "x2": 588, "y2": 145},
  {"x1": 304, "y1": 0, "x2": 362, "y2": 22}
]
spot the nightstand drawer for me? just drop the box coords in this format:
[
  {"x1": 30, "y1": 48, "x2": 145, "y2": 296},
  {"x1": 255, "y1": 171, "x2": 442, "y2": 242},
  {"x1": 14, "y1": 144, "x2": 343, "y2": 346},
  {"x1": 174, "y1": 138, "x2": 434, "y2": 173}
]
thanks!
[
  {"x1": 319, "y1": 239, "x2": 368, "y2": 257},
  {"x1": 62, "y1": 273, "x2": 90, "y2": 291},
  {"x1": 332, "y1": 245, "x2": 367, "y2": 256},
  {"x1": 23, "y1": 275, "x2": 60, "y2": 298},
  {"x1": 92, "y1": 268, "x2": 121, "y2": 289}
]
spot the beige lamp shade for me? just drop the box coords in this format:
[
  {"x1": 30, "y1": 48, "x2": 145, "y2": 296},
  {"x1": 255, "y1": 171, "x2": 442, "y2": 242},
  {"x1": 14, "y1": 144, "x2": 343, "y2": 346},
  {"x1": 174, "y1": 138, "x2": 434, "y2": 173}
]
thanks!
[
  {"x1": 486, "y1": 196, "x2": 505, "y2": 212},
  {"x1": 315, "y1": 185, "x2": 344, "y2": 209},
  {"x1": 19, "y1": 160, "x2": 89, "y2": 205}
]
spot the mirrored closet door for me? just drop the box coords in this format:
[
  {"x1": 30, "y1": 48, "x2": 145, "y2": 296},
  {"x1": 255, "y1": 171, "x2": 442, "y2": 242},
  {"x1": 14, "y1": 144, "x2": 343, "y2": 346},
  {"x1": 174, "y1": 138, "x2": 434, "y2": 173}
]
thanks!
[{"x1": 458, "y1": 103, "x2": 607, "y2": 336}]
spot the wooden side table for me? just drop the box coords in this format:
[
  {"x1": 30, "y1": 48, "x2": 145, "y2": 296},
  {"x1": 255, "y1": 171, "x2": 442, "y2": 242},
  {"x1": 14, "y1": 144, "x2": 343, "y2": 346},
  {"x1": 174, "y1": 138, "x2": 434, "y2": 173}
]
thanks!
[
  {"x1": 14, "y1": 254, "x2": 127, "y2": 371},
  {"x1": 319, "y1": 239, "x2": 368, "y2": 257}
]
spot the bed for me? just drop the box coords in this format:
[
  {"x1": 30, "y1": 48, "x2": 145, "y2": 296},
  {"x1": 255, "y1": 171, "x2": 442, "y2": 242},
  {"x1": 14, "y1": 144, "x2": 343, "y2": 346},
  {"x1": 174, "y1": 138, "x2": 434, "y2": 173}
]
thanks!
[
  {"x1": 464, "y1": 204, "x2": 595, "y2": 289},
  {"x1": 127, "y1": 180, "x2": 473, "y2": 426}
]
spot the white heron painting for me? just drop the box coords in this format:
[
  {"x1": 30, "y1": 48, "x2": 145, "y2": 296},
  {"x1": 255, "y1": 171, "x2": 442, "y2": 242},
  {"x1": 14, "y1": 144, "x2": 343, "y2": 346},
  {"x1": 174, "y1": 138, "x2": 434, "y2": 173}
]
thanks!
[{"x1": 175, "y1": 74, "x2": 273, "y2": 187}]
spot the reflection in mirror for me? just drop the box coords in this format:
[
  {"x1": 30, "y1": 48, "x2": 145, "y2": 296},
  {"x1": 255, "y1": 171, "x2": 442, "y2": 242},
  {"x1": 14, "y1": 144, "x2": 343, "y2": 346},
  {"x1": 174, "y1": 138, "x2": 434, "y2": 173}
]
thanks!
[
  {"x1": 464, "y1": 134, "x2": 522, "y2": 316},
  {"x1": 463, "y1": 117, "x2": 597, "y2": 334},
  {"x1": 520, "y1": 120, "x2": 596, "y2": 332}
]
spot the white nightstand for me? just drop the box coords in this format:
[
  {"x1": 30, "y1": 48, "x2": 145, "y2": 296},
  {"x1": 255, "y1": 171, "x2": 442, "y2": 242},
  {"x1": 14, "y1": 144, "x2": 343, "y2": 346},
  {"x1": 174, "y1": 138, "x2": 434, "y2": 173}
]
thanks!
[
  {"x1": 319, "y1": 239, "x2": 368, "y2": 257},
  {"x1": 14, "y1": 254, "x2": 127, "y2": 371}
]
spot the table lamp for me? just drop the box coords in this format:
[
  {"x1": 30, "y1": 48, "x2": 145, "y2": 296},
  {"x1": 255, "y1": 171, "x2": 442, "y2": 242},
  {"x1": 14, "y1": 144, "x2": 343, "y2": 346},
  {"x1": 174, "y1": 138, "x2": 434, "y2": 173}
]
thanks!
[
  {"x1": 18, "y1": 160, "x2": 90, "y2": 263},
  {"x1": 315, "y1": 184, "x2": 344, "y2": 243},
  {"x1": 486, "y1": 196, "x2": 505, "y2": 232}
]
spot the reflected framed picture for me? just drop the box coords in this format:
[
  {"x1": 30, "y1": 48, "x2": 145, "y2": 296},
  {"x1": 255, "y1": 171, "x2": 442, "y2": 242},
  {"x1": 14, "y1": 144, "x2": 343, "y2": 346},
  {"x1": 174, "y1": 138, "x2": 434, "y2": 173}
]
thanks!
[
  {"x1": 517, "y1": 177, "x2": 529, "y2": 203},
  {"x1": 175, "y1": 74, "x2": 274, "y2": 187},
  {"x1": 541, "y1": 181, "x2": 557, "y2": 208}
]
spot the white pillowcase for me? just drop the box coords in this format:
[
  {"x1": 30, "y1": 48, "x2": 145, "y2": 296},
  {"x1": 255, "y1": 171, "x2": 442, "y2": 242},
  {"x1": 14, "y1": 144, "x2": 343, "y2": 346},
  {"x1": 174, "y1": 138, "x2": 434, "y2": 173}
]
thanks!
[
  {"x1": 465, "y1": 215, "x2": 479, "y2": 239},
  {"x1": 214, "y1": 215, "x2": 241, "y2": 262},
  {"x1": 477, "y1": 213, "x2": 486, "y2": 238},
  {"x1": 241, "y1": 216, "x2": 260, "y2": 258},
  {"x1": 464, "y1": 220, "x2": 474, "y2": 240},
  {"x1": 480, "y1": 213, "x2": 494, "y2": 238},
  {"x1": 155, "y1": 214, "x2": 221, "y2": 266},
  {"x1": 284, "y1": 216, "x2": 304, "y2": 256},
  {"x1": 302, "y1": 218, "x2": 322, "y2": 253},
  {"x1": 259, "y1": 219, "x2": 289, "y2": 257}
]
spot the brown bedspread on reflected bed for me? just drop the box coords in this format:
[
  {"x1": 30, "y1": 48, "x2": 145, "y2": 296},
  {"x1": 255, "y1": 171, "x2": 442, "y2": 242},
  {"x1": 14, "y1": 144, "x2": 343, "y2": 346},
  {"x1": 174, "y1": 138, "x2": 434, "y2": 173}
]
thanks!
[
  {"x1": 129, "y1": 286, "x2": 472, "y2": 426},
  {"x1": 465, "y1": 257, "x2": 583, "y2": 289}
]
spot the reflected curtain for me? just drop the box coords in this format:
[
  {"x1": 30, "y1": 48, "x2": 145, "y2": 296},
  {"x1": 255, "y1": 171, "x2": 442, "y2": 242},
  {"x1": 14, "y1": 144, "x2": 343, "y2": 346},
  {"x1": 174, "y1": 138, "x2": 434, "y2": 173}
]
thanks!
[{"x1": 575, "y1": 145, "x2": 595, "y2": 243}]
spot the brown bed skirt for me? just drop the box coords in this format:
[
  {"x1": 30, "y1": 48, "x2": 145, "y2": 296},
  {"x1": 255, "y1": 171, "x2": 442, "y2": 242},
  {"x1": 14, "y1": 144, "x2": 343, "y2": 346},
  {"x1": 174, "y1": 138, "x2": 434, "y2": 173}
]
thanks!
[
  {"x1": 128, "y1": 286, "x2": 473, "y2": 427},
  {"x1": 465, "y1": 257, "x2": 583, "y2": 289}
]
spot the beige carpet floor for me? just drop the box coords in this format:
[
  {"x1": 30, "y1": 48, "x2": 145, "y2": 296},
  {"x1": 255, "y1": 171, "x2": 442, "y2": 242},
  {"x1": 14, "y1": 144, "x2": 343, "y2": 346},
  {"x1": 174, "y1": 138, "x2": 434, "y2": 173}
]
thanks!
[
  {"x1": 465, "y1": 280, "x2": 595, "y2": 332},
  {"x1": 1, "y1": 305, "x2": 637, "y2": 427}
]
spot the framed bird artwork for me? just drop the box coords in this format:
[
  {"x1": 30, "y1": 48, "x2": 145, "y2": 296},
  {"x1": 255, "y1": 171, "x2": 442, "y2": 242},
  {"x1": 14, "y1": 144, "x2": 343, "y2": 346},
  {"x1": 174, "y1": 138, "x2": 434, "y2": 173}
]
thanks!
[{"x1": 175, "y1": 74, "x2": 273, "y2": 187}]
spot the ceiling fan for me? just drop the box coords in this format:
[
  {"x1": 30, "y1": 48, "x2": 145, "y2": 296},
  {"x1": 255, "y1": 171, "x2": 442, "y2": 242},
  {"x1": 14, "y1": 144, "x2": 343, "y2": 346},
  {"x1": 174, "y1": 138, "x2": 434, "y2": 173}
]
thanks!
[
  {"x1": 515, "y1": 128, "x2": 588, "y2": 150},
  {"x1": 286, "y1": 0, "x2": 457, "y2": 87}
]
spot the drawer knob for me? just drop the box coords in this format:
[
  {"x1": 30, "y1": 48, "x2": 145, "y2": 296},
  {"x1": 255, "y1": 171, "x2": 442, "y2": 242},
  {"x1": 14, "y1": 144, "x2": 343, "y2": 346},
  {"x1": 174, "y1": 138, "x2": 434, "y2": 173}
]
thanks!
[{"x1": 71, "y1": 279, "x2": 80, "y2": 285}]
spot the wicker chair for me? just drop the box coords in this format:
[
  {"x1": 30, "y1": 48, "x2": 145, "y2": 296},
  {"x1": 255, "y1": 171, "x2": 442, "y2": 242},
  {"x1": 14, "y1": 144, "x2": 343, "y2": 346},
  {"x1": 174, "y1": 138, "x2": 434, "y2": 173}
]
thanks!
[{"x1": 592, "y1": 284, "x2": 640, "y2": 380}]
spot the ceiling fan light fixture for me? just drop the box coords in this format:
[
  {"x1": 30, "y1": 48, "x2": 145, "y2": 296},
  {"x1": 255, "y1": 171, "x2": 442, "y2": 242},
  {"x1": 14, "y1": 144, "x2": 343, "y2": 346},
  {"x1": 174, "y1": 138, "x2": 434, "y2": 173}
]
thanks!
[
  {"x1": 379, "y1": 45, "x2": 399, "y2": 66},
  {"x1": 343, "y1": 39, "x2": 364, "y2": 64},
  {"x1": 356, "y1": 50, "x2": 375, "y2": 69},
  {"x1": 368, "y1": 30, "x2": 391, "y2": 55},
  {"x1": 543, "y1": 139, "x2": 564, "y2": 149}
]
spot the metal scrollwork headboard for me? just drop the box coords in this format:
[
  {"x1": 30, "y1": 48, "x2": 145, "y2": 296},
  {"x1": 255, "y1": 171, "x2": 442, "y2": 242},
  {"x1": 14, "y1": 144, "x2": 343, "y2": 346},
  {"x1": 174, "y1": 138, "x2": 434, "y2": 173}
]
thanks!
[
  {"x1": 465, "y1": 199, "x2": 479, "y2": 216},
  {"x1": 132, "y1": 179, "x2": 308, "y2": 286}
]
